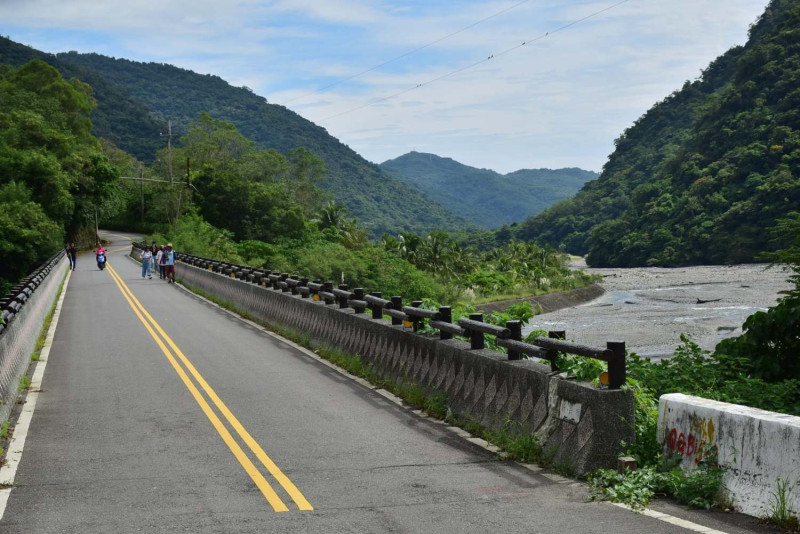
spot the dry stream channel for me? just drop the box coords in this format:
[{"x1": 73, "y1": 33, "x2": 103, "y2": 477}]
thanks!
[{"x1": 525, "y1": 261, "x2": 794, "y2": 359}]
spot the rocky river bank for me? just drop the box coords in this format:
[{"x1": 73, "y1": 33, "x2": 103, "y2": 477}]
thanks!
[{"x1": 524, "y1": 261, "x2": 794, "y2": 358}]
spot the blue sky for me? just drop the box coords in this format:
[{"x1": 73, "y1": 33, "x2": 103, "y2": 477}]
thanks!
[{"x1": 0, "y1": 0, "x2": 769, "y2": 173}]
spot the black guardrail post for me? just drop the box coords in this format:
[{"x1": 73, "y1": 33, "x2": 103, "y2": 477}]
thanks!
[
  {"x1": 299, "y1": 277, "x2": 310, "y2": 298},
  {"x1": 391, "y1": 296, "x2": 403, "y2": 325},
  {"x1": 607, "y1": 340, "x2": 626, "y2": 389},
  {"x1": 507, "y1": 320, "x2": 522, "y2": 360},
  {"x1": 323, "y1": 282, "x2": 335, "y2": 305},
  {"x1": 370, "y1": 292, "x2": 383, "y2": 319},
  {"x1": 352, "y1": 288, "x2": 365, "y2": 314},
  {"x1": 337, "y1": 284, "x2": 349, "y2": 309},
  {"x1": 438, "y1": 306, "x2": 453, "y2": 340},
  {"x1": 280, "y1": 273, "x2": 290, "y2": 292},
  {"x1": 547, "y1": 330, "x2": 565, "y2": 372},
  {"x1": 410, "y1": 300, "x2": 423, "y2": 331},
  {"x1": 468, "y1": 313, "x2": 485, "y2": 350}
]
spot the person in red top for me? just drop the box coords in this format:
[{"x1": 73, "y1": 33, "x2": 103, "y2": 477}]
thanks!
[{"x1": 94, "y1": 242, "x2": 107, "y2": 270}]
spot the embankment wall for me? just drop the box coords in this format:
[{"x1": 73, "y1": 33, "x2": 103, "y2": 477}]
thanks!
[{"x1": 166, "y1": 254, "x2": 633, "y2": 475}]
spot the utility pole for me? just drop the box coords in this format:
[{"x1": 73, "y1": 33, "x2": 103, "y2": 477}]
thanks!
[
  {"x1": 167, "y1": 120, "x2": 174, "y2": 186},
  {"x1": 140, "y1": 164, "x2": 144, "y2": 223},
  {"x1": 176, "y1": 157, "x2": 190, "y2": 221}
]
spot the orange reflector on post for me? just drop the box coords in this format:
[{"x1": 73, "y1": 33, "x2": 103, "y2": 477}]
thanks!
[
  {"x1": 313, "y1": 294, "x2": 320, "y2": 301},
  {"x1": 403, "y1": 320, "x2": 413, "y2": 328},
  {"x1": 599, "y1": 371, "x2": 609, "y2": 386}
]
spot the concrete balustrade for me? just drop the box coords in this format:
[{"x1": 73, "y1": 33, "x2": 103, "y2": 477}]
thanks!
[
  {"x1": 157, "y1": 249, "x2": 634, "y2": 475},
  {"x1": 0, "y1": 251, "x2": 67, "y2": 422},
  {"x1": 659, "y1": 393, "x2": 800, "y2": 517}
]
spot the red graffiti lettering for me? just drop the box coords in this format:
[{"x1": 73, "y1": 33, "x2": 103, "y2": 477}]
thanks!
[
  {"x1": 694, "y1": 440, "x2": 707, "y2": 465},
  {"x1": 677, "y1": 433, "x2": 686, "y2": 456},
  {"x1": 686, "y1": 434, "x2": 696, "y2": 457},
  {"x1": 668, "y1": 428, "x2": 677, "y2": 450}
]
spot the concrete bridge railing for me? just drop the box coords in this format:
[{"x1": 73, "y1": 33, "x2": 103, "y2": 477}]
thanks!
[
  {"x1": 0, "y1": 250, "x2": 66, "y2": 423},
  {"x1": 659, "y1": 394, "x2": 800, "y2": 518},
  {"x1": 133, "y1": 245, "x2": 635, "y2": 474}
]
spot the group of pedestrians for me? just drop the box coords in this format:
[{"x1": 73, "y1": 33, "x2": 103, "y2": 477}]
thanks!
[{"x1": 140, "y1": 242, "x2": 176, "y2": 283}]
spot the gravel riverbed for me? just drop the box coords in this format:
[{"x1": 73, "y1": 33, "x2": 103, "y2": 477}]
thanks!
[{"x1": 524, "y1": 261, "x2": 794, "y2": 358}]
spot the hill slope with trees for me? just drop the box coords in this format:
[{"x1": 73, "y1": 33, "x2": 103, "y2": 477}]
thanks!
[
  {"x1": 0, "y1": 37, "x2": 476, "y2": 238},
  {"x1": 0, "y1": 60, "x2": 120, "y2": 293},
  {"x1": 511, "y1": 0, "x2": 800, "y2": 267},
  {"x1": 381, "y1": 151, "x2": 597, "y2": 228},
  {"x1": 44, "y1": 50, "x2": 475, "y2": 238},
  {"x1": 0, "y1": 37, "x2": 166, "y2": 160}
]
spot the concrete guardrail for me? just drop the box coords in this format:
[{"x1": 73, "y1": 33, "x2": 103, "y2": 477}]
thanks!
[
  {"x1": 0, "y1": 250, "x2": 67, "y2": 423},
  {"x1": 133, "y1": 246, "x2": 635, "y2": 475},
  {"x1": 659, "y1": 393, "x2": 800, "y2": 517}
]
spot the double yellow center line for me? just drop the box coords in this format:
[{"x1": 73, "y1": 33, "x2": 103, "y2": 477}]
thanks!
[{"x1": 106, "y1": 263, "x2": 313, "y2": 513}]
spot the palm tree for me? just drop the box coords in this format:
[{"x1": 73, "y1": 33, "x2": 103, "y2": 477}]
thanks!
[{"x1": 315, "y1": 200, "x2": 348, "y2": 230}]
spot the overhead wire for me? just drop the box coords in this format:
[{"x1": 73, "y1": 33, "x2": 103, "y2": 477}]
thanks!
[
  {"x1": 280, "y1": 0, "x2": 531, "y2": 105},
  {"x1": 317, "y1": 0, "x2": 632, "y2": 123}
]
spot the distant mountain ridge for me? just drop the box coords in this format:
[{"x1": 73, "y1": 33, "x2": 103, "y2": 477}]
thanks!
[
  {"x1": 0, "y1": 37, "x2": 476, "y2": 238},
  {"x1": 381, "y1": 152, "x2": 597, "y2": 228}
]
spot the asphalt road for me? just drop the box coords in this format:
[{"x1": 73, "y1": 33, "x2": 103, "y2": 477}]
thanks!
[{"x1": 0, "y1": 233, "x2": 767, "y2": 533}]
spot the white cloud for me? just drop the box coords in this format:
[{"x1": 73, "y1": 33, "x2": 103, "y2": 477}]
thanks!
[{"x1": 0, "y1": 0, "x2": 771, "y2": 173}]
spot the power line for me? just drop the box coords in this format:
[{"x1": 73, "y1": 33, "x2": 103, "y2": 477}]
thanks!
[
  {"x1": 280, "y1": 0, "x2": 531, "y2": 106},
  {"x1": 317, "y1": 0, "x2": 632, "y2": 123}
]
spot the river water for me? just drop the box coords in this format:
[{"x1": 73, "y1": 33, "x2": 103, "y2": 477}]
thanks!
[{"x1": 523, "y1": 261, "x2": 794, "y2": 359}]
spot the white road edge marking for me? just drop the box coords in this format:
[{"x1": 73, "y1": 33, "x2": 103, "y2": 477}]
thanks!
[
  {"x1": 610, "y1": 501, "x2": 729, "y2": 533},
  {"x1": 0, "y1": 268, "x2": 71, "y2": 520},
  {"x1": 160, "y1": 257, "x2": 730, "y2": 534}
]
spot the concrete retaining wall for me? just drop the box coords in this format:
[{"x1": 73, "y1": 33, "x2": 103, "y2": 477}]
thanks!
[
  {"x1": 0, "y1": 253, "x2": 67, "y2": 423},
  {"x1": 171, "y1": 255, "x2": 634, "y2": 474},
  {"x1": 658, "y1": 393, "x2": 800, "y2": 517},
  {"x1": 475, "y1": 284, "x2": 605, "y2": 315}
]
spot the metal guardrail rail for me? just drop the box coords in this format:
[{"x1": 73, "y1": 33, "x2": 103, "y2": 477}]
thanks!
[{"x1": 134, "y1": 243, "x2": 626, "y2": 388}]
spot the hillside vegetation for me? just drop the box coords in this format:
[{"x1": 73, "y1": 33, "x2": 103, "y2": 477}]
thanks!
[
  {"x1": 0, "y1": 37, "x2": 477, "y2": 238},
  {"x1": 0, "y1": 60, "x2": 119, "y2": 293},
  {"x1": 381, "y1": 152, "x2": 596, "y2": 228},
  {"x1": 48, "y1": 51, "x2": 475, "y2": 238},
  {"x1": 0, "y1": 37, "x2": 166, "y2": 160},
  {"x1": 512, "y1": 0, "x2": 800, "y2": 267}
]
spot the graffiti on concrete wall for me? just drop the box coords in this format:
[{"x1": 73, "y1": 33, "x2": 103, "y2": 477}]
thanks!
[{"x1": 666, "y1": 414, "x2": 717, "y2": 464}]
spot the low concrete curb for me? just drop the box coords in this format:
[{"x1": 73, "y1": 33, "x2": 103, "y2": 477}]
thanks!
[{"x1": 475, "y1": 284, "x2": 605, "y2": 315}]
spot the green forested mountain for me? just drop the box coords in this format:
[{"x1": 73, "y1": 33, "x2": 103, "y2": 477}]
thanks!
[
  {"x1": 0, "y1": 37, "x2": 166, "y2": 160},
  {"x1": 381, "y1": 151, "x2": 597, "y2": 228},
  {"x1": 10, "y1": 47, "x2": 475, "y2": 238},
  {"x1": 0, "y1": 60, "x2": 120, "y2": 292},
  {"x1": 512, "y1": 0, "x2": 800, "y2": 267}
]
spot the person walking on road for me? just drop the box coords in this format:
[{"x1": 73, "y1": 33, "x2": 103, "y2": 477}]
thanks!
[
  {"x1": 140, "y1": 246, "x2": 153, "y2": 279},
  {"x1": 163, "y1": 243, "x2": 176, "y2": 284},
  {"x1": 66, "y1": 242, "x2": 77, "y2": 270},
  {"x1": 150, "y1": 243, "x2": 158, "y2": 274},
  {"x1": 155, "y1": 245, "x2": 165, "y2": 279}
]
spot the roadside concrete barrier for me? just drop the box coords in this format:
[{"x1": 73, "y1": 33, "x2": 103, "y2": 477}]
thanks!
[
  {"x1": 658, "y1": 393, "x2": 800, "y2": 517},
  {"x1": 158, "y1": 249, "x2": 634, "y2": 475},
  {"x1": 0, "y1": 251, "x2": 67, "y2": 423}
]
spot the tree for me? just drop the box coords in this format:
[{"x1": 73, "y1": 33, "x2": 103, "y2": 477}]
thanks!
[{"x1": 0, "y1": 60, "x2": 121, "y2": 288}]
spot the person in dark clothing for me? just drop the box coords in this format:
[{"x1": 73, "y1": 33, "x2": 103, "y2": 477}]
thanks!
[{"x1": 67, "y1": 243, "x2": 77, "y2": 270}]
